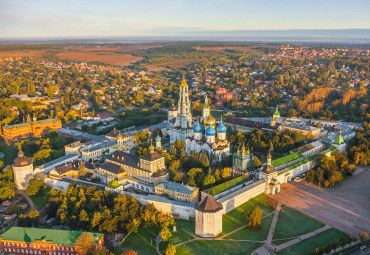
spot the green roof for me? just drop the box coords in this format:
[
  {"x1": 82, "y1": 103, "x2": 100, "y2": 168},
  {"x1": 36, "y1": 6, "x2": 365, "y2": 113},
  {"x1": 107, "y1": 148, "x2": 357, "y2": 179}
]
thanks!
[
  {"x1": 203, "y1": 175, "x2": 250, "y2": 196},
  {"x1": 272, "y1": 152, "x2": 304, "y2": 168},
  {"x1": 333, "y1": 131, "x2": 345, "y2": 145},
  {"x1": 0, "y1": 227, "x2": 103, "y2": 246},
  {"x1": 273, "y1": 107, "x2": 280, "y2": 116},
  {"x1": 6, "y1": 118, "x2": 58, "y2": 129},
  {"x1": 322, "y1": 146, "x2": 336, "y2": 154},
  {"x1": 6, "y1": 122, "x2": 31, "y2": 129}
]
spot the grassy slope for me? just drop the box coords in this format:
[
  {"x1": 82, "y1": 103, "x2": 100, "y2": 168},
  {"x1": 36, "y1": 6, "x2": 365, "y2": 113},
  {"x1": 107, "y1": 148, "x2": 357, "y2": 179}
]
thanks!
[
  {"x1": 278, "y1": 228, "x2": 349, "y2": 255},
  {"x1": 222, "y1": 193, "x2": 273, "y2": 235},
  {"x1": 176, "y1": 240, "x2": 261, "y2": 255},
  {"x1": 273, "y1": 207, "x2": 325, "y2": 243}
]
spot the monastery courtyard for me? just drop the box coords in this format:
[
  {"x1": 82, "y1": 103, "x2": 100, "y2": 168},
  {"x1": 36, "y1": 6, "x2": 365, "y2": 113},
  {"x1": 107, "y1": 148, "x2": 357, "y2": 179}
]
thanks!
[{"x1": 269, "y1": 168, "x2": 370, "y2": 238}]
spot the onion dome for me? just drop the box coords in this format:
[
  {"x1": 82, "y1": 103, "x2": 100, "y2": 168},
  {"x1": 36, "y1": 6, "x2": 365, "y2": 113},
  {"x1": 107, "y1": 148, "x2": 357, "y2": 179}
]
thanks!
[
  {"x1": 180, "y1": 75, "x2": 188, "y2": 87},
  {"x1": 13, "y1": 146, "x2": 32, "y2": 167},
  {"x1": 156, "y1": 135, "x2": 161, "y2": 141},
  {"x1": 203, "y1": 114, "x2": 216, "y2": 128},
  {"x1": 217, "y1": 121, "x2": 227, "y2": 133},
  {"x1": 169, "y1": 104, "x2": 177, "y2": 111},
  {"x1": 117, "y1": 131, "x2": 123, "y2": 140},
  {"x1": 193, "y1": 122, "x2": 203, "y2": 133},
  {"x1": 149, "y1": 139, "x2": 155, "y2": 153},
  {"x1": 205, "y1": 125, "x2": 216, "y2": 136},
  {"x1": 123, "y1": 130, "x2": 129, "y2": 138}
]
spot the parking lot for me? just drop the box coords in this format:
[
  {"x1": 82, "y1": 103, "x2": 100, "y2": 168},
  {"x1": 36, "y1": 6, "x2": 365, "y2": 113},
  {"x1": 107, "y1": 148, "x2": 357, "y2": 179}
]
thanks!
[{"x1": 269, "y1": 169, "x2": 370, "y2": 237}]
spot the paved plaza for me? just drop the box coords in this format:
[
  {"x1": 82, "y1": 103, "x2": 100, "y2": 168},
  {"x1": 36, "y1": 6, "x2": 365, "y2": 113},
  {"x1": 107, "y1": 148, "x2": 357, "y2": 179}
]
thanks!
[{"x1": 269, "y1": 169, "x2": 370, "y2": 237}]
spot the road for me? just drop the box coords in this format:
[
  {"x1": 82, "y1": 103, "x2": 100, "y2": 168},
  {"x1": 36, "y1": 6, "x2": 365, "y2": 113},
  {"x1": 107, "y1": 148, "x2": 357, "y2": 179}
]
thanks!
[{"x1": 343, "y1": 243, "x2": 370, "y2": 255}]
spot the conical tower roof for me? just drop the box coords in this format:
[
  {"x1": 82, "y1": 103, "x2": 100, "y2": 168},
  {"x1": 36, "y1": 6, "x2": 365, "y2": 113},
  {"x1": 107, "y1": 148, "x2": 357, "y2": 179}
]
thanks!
[
  {"x1": 196, "y1": 195, "x2": 223, "y2": 213},
  {"x1": 333, "y1": 130, "x2": 345, "y2": 145}
]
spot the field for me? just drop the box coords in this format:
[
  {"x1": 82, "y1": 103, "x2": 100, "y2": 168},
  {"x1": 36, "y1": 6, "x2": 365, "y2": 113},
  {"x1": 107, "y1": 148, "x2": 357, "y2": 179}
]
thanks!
[
  {"x1": 278, "y1": 228, "x2": 349, "y2": 255},
  {"x1": 273, "y1": 207, "x2": 325, "y2": 245},
  {"x1": 176, "y1": 240, "x2": 260, "y2": 255},
  {"x1": 221, "y1": 193, "x2": 274, "y2": 235},
  {"x1": 0, "y1": 45, "x2": 160, "y2": 66},
  {"x1": 55, "y1": 51, "x2": 143, "y2": 66},
  {"x1": 145, "y1": 59, "x2": 206, "y2": 72}
]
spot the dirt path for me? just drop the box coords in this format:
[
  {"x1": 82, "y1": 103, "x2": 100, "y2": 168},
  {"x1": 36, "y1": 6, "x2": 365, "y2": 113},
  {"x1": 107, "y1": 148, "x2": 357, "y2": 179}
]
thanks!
[{"x1": 16, "y1": 190, "x2": 36, "y2": 214}]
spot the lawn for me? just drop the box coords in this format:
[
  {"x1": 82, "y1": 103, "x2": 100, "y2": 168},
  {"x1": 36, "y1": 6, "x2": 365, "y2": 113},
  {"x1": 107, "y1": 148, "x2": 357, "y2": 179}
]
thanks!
[
  {"x1": 273, "y1": 207, "x2": 325, "y2": 244},
  {"x1": 272, "y1": 152, "x2": 303, "y2": 168},
  {"x1": 176, "y1": 240, "x2": 261, "y2": 255},
  {"x1": 113, "y1": 227, "x2": 158, "y2": 255},
  {"x1": 221, "y1": 193, "x2": 273, "y2": 235},
  {"x1": 172, "y1": 219, "x2": 195, "y2": 245},
  {"x1": 224, "y1": 214, "x2": 274, "y2": 241},
  {"x1": 203, "y1": 175, "x2": 250, "y2": 196},
  {"x1": 278, "y1": 228, "x2": 349, "y2": 255}
]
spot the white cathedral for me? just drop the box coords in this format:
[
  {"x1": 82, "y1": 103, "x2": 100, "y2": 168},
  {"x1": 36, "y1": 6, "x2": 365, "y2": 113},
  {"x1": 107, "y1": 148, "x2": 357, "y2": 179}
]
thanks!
[{"x1": 169, "y1": 77, "x2": 230, "y2": 161}]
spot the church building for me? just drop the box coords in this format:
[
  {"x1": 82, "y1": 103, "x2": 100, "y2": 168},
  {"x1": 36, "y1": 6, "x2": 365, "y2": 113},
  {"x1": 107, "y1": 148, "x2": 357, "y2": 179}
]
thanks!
[
  {"x1": 185, "y1": 95, "x2": 230, "y2": 161},
  {"x1": 169, "y1": 77, "x2": 194, "y2": 143},
  {"x1": 232, "y1": 143, "x2": 254, "y2": 176}
]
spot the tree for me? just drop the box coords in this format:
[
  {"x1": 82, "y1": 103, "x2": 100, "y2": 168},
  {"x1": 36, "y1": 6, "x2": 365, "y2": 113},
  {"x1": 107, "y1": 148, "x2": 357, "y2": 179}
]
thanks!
[
  {"x1": 329, "y1": 170, "x2": 342, "y2": 187},
  {"x1": 247, "y1": 206, "x2": 262, "y2": 228},
  {"x1": 359, "y1": 232, "x2": 368, "y2": 243},
  {"x1": 79, "y1": 209, "x2": 89, "y2": 222},
  {"x1": 173, "y1": 171, "x2": 184, "y2": 183},
  {"x1": 221, "y1": 167, "x2": 231, "y2": 179},
  {"x1": 203, "y1": 174, "x2": 215, "y2": 188},
  {"x1": 305, "y1": 169, "x2": 315, "y2": 183},
  {"x1": 0, "y1": 167, "x2": 15, "y2": 200},
  {"x1": 254, "y1": 156, "x2": 262, "y2": 167},
  {"x1": 169, "y1": 160, "x2": 181, "y2": 173},
  {"x1": 18, "y1": 209, "x2": 40, "y2": 227},
  {"x1": 121, "y1": 251, "x2": 138, "y2": 255},
  {"x1": 79, "y1": 161, "x2": 87, "y2": 177},
  {"x1": 187, "y1": 177, "x2": 196, "y2": 187},
  {"x1": 26, "y1": 178, "x2": 45, "y2": 196},
  {"x1": 165, "y1": 243, "x2": 176, "y2": 255},
  {"x1": 160, "y1": 227, "x2": 172, "y2": 242},
  {"x1": 306, "y1": 132, "x2": 314, "y2": 141},
  {"x1": 213, "y1": 169, "x2": 221, "y2": 182},
  {"x1": 76, "y1": 232, "x2": 95, "y2": 255}
]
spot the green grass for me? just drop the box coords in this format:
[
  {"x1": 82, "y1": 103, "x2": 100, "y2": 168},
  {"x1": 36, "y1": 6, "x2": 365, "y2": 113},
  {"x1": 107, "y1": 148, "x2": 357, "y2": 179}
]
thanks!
[
  {"x1": 272, "y1": 152, "x2": 304, "y2": 168},
  {"x1": 224, "y1": 214, "x2": 274, "y2": 241},
  {"x1": 322, "y1": 146, "x2": 336, "y2": 155},
  {"x1": 30, "y1": 187, "x2": 51, "y2": 209},
  {"x1": 176, "y1": 240, "x2": 261, "y2": 255},
  {"x1": 221, "y1": 194, "x2": 273, "y2": 235},
  {"x1": 287, "y1": 155, "x2": 317, "y2": 170},
  {"x1": 278, "y1": 228, "x2": 349, "y2": 255},
  {"x1": 172, "y1": 219, "x2": 195, "y2": 245},
  {"x1": 203, "y1": 176, "x2": 250, "y2": 196},
  {"x1": 273, "y1": 207, "x2": 325, "y2": 244},
  {"x1": 113, "y1": 227, "x2": 158, "y2": 255}
]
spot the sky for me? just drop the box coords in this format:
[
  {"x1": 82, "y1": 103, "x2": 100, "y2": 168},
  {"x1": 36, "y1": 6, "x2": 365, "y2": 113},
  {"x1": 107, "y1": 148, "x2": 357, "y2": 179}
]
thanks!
[{"x1": 1, "y1": 0, "x2": 370, "y2": 38}]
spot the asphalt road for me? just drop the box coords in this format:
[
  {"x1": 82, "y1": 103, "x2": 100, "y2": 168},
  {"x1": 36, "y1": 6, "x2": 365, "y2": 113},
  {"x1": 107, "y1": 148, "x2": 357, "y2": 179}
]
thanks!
[{"x1": 342, "y1": 243, "x2": 370, "y2": 255}]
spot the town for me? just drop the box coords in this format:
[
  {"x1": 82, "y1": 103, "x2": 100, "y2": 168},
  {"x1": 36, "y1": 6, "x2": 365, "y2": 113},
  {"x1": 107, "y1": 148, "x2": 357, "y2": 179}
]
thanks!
[{"x1": 0, "y1": 41, "x2": 369, "y2": 255}]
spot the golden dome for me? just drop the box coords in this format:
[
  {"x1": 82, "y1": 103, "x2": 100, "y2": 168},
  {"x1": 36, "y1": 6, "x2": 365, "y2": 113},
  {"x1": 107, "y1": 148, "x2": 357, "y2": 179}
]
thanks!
[
  {"x1": 117, "y1": 131, "x2": 124, "y2": 140},
  {"x1": 203, "y1": 114, "x2": 216, "y2": 127}
]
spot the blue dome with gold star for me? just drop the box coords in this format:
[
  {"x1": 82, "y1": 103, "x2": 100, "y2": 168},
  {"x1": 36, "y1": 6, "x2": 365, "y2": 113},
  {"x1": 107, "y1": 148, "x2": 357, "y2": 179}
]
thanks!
[
  {"x1": 217, "y1": 122, "x2": 227, "y2": 133},
  {"x1": 193, "y1": 122, "x2": 203, "y2": 133},
  {"x1": 205, "y1": 125, "x2": 216, "y2": 136}
]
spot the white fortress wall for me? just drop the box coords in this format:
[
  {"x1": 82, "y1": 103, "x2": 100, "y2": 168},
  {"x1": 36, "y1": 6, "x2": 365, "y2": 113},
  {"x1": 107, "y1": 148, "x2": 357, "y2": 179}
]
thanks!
[{"x1": 217, "y1": 179, "x2": 266, "y2": 214}]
